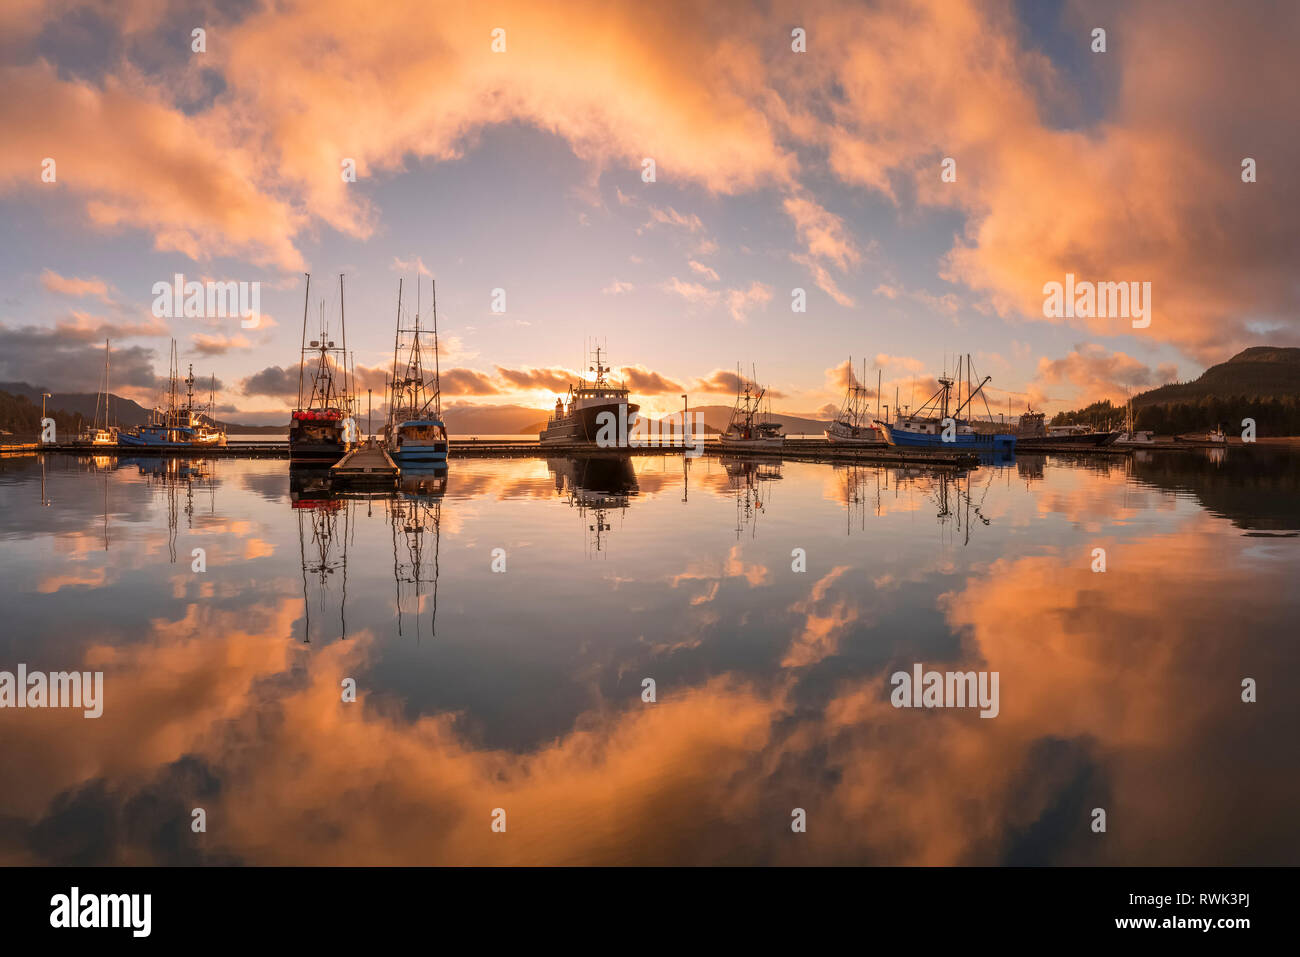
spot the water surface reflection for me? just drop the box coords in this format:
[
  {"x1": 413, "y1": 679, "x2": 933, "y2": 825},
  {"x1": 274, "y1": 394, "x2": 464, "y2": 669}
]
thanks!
[{"x1": 0, "y1": 448, "x2": 1296, "y2": 864}]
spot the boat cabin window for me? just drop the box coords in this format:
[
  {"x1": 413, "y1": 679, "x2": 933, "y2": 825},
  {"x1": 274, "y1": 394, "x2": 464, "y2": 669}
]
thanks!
[{"x1": 400, "y1": 424, "x2": 447, "y2": 441}]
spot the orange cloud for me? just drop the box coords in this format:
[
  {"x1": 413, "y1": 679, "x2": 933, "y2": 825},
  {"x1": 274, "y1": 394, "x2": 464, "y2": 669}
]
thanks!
[
  {"x1": 0, "y1": 61, "x2": 305, "y2": 270},
  {"x1": 40, "y1": 269, "x2": 111, "y2": 302},
  {"x1": 1033, "y1": 344, "x2": 1178, "y2": 405}
]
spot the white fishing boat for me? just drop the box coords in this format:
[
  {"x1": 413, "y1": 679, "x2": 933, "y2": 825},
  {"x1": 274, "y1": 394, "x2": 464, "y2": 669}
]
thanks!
[
  {"x1": 825, "y1": 358, "x2": 883, "y2": 446},
  {"x1": 1176, "y1": 425, "x2": 1227, "y2": 444},
  {"x1": 719, "y1": 367, "x2": 784, "y2": 450},
  {"x1": 1113, "y1": 397, "x2": 1155, "y2": 446}
]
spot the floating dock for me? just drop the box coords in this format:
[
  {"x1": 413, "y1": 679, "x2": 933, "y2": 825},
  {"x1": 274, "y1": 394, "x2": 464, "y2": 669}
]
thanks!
[{"x1": 329, "y1": 443, "x2": 399, "y2": 487}]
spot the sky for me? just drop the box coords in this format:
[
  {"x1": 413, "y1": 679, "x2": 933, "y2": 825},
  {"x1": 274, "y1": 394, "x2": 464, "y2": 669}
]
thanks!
[{"x1": 1, "y1": 0, "x2": 1297, "y2": 425}]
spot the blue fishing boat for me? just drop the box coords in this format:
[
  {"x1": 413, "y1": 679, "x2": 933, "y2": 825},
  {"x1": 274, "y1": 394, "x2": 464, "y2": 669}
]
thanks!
[
  {"x1": 873, "y1": 354, "x2": 1016, "y2": 452},
  {"x1": 118, "y1": 341, "x2": 227, "y2": 448},
  {"x1": 385, "y1": 277, "x2": 448, "y2": 466}
]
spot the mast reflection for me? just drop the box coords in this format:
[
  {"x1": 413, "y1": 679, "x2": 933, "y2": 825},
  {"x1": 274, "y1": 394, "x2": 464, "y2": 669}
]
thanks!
[
  {"x1": 292, "y1": 469, "x2": 351, "y2": 644},
  {"x1": 127, "y1": 456, "x2": 214, "y2": 562},
  {"x1": 720, "y1": 456, "x2": 782, "y2": 539},
  {"x1": 390, "y1": 466, "x2": 447, "y2": 640},
  {"x1": 547, "y1": 453, "x2": 639, "y2": 555}
]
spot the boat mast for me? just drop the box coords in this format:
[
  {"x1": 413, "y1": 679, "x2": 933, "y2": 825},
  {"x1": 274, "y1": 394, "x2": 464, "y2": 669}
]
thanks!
[
  {"x1": 390, "y1": 278, "x2": 402, "y2": 433},
  {"x1": 431, "y1": 279, "x2": 441, "y2": 419},
  {"x1": 297, "y1": 273, "x2": 310, "y2": 410},
  {"x1": 170, "y1": 341, "x2": 178, "y2": 422},
  {"x1": 338, "y1": 274, "x2": 348, "y2": 413},
  {"x1": 93, "y1": 338, "x2": 107, "y2": 432},
  {"x1": 106, "y1": 339, "x2": 114, "y2": 429}
]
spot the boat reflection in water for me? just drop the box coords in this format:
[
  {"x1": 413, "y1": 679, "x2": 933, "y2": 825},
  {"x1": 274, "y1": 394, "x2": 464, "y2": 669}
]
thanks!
[
  {"x1": 720, "y1": 456, "x2": 783, "y2": 539},
  {"x1": 292, "y1": 471, "x2": 351, "y2": 644},
  {"x1": 390, "y1": 466, "x2": 447, "y2": 640},
  {"x1": 547, "y1": 453, "x2": 638, "y2": 555},
  {"x1": 833, "y1": 461, "x2": 993, "y2": 543},
  {"x1": 290, "y1": 466, "x2": 448, "y2": 643},
  {"x1": 126, "y1": 455, "x2": 215, "y2": 562}
]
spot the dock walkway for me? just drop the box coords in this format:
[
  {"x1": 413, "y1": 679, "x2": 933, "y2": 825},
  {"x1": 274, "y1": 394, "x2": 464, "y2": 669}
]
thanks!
[{"x1": 329, "y1": 443, "x2": 398, "y2": 486}]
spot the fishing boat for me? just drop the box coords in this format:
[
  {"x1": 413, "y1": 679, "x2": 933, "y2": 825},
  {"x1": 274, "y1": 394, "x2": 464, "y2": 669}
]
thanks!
[
  {"x1": 1113, "y1": 398, "x2": 1156, "y2": 446},
  {"x1": 1175, "y1": 425, "x2": 1228, "y2": 444},
  {"x1": 825, "y1": 359, "x2": 884, "y2": 446},
  {"x1": 1018, "y1": 421, "x2": 1120, "y2": 447},
  {"x1": 873, "y1": 354, "x2": 1015, "y2": 452},
  {"x1": 385, "y1": 277, "x2": 448, "y2": 466},
  {"x1": 77, "y1": 338, "x2": 119, "y2": 446},
  {"x1": 719, "y1": 367, "x2": 784, "y2": 450},
  {"x1": 289, "y1": 273, "x2": 355, "y2": 465},
  {"x1": 539, "y1": 345, "x2": 639, "y2": 446},
  {"x1": 119, "y1": 341, "x2": 226, "y2": 447}
]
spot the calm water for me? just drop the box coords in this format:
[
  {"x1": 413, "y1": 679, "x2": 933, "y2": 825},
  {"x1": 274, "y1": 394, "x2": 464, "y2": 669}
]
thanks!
[{"x1": 1, "y1": 448, "x2": 1297, "y2": 865}]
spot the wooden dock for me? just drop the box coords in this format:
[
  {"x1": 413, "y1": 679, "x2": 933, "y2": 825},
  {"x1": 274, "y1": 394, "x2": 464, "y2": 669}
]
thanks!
[{"x1": 329, "y1": 443, "x2": 398, "y2": 486}]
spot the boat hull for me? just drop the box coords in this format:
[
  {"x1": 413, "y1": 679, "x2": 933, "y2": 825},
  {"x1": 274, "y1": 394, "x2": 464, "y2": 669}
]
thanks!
[
  {"x1": 394, "y1": 446, "x2": 448, "y2": 464},
  {"x1": 824, "y1": 426, "x2": 884, "y2": 446},
  {"x1": 1113, "y1": 431, "x2": 1156, "y2": 446},
  {"x1": 289, "y1": 441, "x2": 349, "y2": 464},
  {"x1": 540, "y1": 401, "x2": 640, "y2": 446},
  {"x1": 290, "y1": 416, "x2": 350, "y2": 465},
  {"x1": 119, "y1": 431, "x2": 225, "y2": 448},
  {"x1": 1019, "y1": 431, "x2": 1119, "y2": 448},
  {"x1": 718, "y1": 436, "x2": 784, "y2": 450},
  {"x1": 878, "y1": 422, "x2": 1016, "y2": 451}
]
